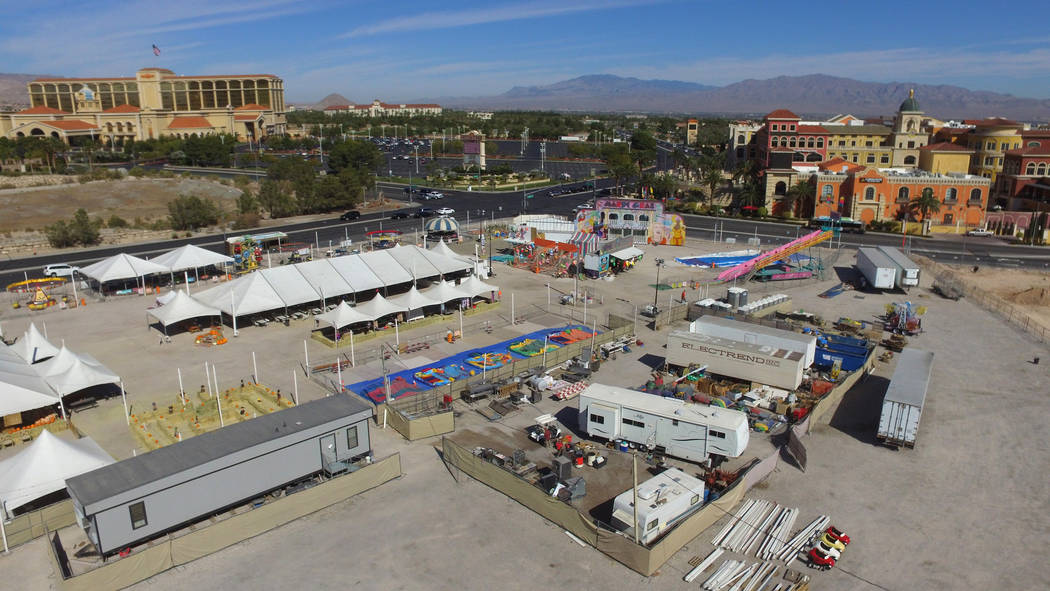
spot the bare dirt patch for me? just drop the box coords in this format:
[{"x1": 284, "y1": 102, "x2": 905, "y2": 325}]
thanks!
[
  {"x1": 0, "y1": 177, "x2": 244, "y2": 232},
  {"x1": 944, "y1": 263, "x2": 1050, "y2": 330}
]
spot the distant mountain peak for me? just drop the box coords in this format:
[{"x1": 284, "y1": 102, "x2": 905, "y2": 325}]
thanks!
[
  {"x1": 503, "y1": 74, "x2": 717, "y2": 98},
  {"x1": 311, "y1": 93, "x2": 353, "y2": 110}
]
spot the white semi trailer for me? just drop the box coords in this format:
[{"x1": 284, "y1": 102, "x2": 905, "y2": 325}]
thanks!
[
  {"x1": 855, "y1": 247, "x2": 897, "y2": 290},
  {"x1": 877, "y1": 245, "x2": 921, "y2": 288},
  {"x1": 578, "y1": 383, "x2": 749, "y2": 463},
  {"x1": 877, "y1": 348, "x2": 934, "y2": 448}
]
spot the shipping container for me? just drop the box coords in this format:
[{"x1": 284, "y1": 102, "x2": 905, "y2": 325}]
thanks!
[
  {"x1": 666, "y1": 330, "x2": 805, "y2": 390},
  {"x1": 691, "y1": 316, "x2": 816, "y2": 368},
  {"x1": 578, "y1": 383, "x2": 749, "y2": 463},
  {"x1": 855, "y1": 247, "x2": 896, "y2": 290},
  {"x1": 877, "y1": 246, "x2": 921, "y2": 288},
  {"x1": 877, "y1": 348, "x2": 934, "y2": 448}
]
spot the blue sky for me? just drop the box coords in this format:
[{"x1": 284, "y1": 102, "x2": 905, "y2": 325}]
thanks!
[{"x1": 3, "y1": 0, "x2": 1050, "y2": 103}]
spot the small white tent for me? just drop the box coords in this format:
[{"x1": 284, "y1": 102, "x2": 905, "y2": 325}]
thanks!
[
  {"x1": 354, "y1": 293, "x2": 407, "y2": 321},
  {"x1": 36, "y1": 347, "x2": 120, "y2": 397},
  {"x1": 151, "y1": 244, "x2": 234, "y2": 273},
  {"x1": 0, "y1": 430, "x2": 114, "y2": 515},
  {"x1": 79, "y1": 253, "x2": 169, "y2": 283},
  {"x1": 422, "y1": 279, "x2": 471, "y2": 304},
  {"x1": 388, "y1": 286, "x2": 440, "y2": 320},
  {"x1": 316, "y1": 301, "x2": 375, "y2": 329},
  {"x1": 11, "y1": 322, "x2": 59, "y2": 363},
  {"x1": 147, "y1": 290, "x2": 222, "y2": 328},
  {"x1": 458, "y1": 275, "x2": 500, "y2": 299}
]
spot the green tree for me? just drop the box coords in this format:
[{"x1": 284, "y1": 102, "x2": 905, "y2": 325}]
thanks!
[
  {"x1": 167, "y1": 194, "x2": 221, "y2": 230},
  {"x1": 71, "y1": 208, "x2": 101, "y2": 245},
  {"x1": 236, "y1": 190, "x2": 259, "y2": 215},
  {"x1": 258, "y1": 179, "x2": 298, "y2": 218},
  {"x1": 702, "y1": 168, "x2": 724, "y2": 203},
  {"x1": 44, "y1": 220, "x2": 76, "y2": 248},
  {"x1": 107, "y1": 214, "x2": 129, "y2": 228},
  {"x1": 784, "y1": 180, "x2": 815, "y2": 217},
  {"x1": 326, "y1": 139, "x2": 382, "y2": 176},
  {"x1": 629, "y1": 130, "x2": 657, "y2": 176},
  {"x1": 909, "y1": 187, "x2": 941, "y2": 223}
]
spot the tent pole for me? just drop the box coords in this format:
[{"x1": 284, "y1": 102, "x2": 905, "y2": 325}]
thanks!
[
  {"x1": 336, "y1": 355, "x2": 342, "y2": 393},
  {"x1": 120, "y1": 380, "x2": 129, "y2": 425},
  {"x1": 204, "y1": 362, "x2": 212, "y2": 397},
  {"x1": 71, "y1": 272, "x2": 79, "y2": 307},
  {"x1": 292, "y1": 370, "x2": 299, "y2": 405},
  {"x1": 350, "y1": 329, "x2": 355, "y2": 367},
  {"x1": 42, "y1": 322, "x2": 48, "y2": 339},
  {"x1": 230, "y1": 291, "x2": 238, "y2": 337},
  {"x1": 252, "y1": 351, "x2": 258, "y2": 384},
  {"x1": 185, "y1": 270, "x2": 190, "y2": 294},
  {"x1": 213, "y1": 364, "x2": 223, "y2": 427},
  {"x1": 59, "y1": 395, "x2": 66, "y2": 421},
  {"x1": 177, "y1": 367, "x2": 185, "y2": 405},
  {"x1": 304, "y1": 340, "x2": 310, "y2": 378}
]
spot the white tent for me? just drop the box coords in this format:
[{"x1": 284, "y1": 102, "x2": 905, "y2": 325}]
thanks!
[
  {"x1": 358, "y1": 251, "x2": 414, "y2": 286},
  {"x1": 458, "y1": 275, "x2": 500, "y2": 299},
  {"x1": 0, "y1": 343, "x2": 61, "y2": 415},
  {"x1": 36, "y1": 346, "x2": 120, "y2": 396},
  {"x1": 155, "y1": 290, "x2": 178, "y2": 306},
  {"x1": 423, "y1": 280, "x2": 471, "y2": 303},
  {"x1": 388, "y1": 286, "x2": 440, "y2": 318},
  {"x1": 386, "y1": 245, "x2": 441, "y2": 280},
  {"x1": 327, "y1": 256, "x2": 385, "y2": 292},
  {"x1": 258, "y1": 266, "x2": 321, "y2": 308},
  {"x1": 147, "y1": 290, "x2": 222, "y2": 327},
  {"x1": 0, "y1": 430, "x2": 114, "y2": 515},
  {"x1": 79, "y1": 253, "x2": 169, "y2": 283},
  {"x1": 295, "y1": 259, "x2": 355, "y2": 299},
  {"x1": 195, "y1": 273, "x2": 285, "y2": 317},
  {"x1": 354, "y1": 293, "x2": 407, "y2": 320},
  {"x1": 316, "y1": 301, "x2": 375, "y2": 329},
  {"x1": 430, "y1": 238, "x2": 460, "y2": 259},
  {"x1": 422, "y1": 242, "x2": 473, "y2": 274},
  {"x1": 11, "y1": 322, "x2": 59, "y2": 363},
  {"x1": 151, "y1": 244, "x2": 234, "y2": 273}
]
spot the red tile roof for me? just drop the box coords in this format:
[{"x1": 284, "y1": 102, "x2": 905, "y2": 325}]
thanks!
[
  {"x1": 975, "y1": 117, "x2": 1021, "y2": 128},
  {"x1": 796, "y1": 124, "x2": 828, "y2": 134},
  {"x1": 324, "y1": 105, "x2": 352, "y2": 110},
  {"x1": 1005, "y1": 146, "x2": 1050, "y2": 156},
  {"x1": 234, "y1": 114, "x2": 261, "y2": 121},
  {"x1": 920, "y1": 142, "x2": 972, "y2": 152},
  {"x1": 234, "y1": 104, "x2": 268, "y2": 111},
  {"x1": 765, "y1": 109, "x2": 799, "y2": 120},
  {"x1": 41, "y1": 120, "x2": 99, "y2": 131},
  {"x1": 103, "y1": 104, "x2": 141, "y2": 113},
  {"x1": 32, "y1": 77, "x2": 136, "y2": 82},
  {"x1": 19, "y1": 105, "x2": 68, "y2": 115},
  {"x1": 1022, "y1": 130, "x2": 1050, "y2": 138},
  {"x1": 167, "y1": 116, "x2": 214, "y2": 129}
]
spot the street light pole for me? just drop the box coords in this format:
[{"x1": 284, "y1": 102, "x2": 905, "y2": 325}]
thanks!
[{"x1": 653, "y1": 258, "x2": 664, "y2": 310}]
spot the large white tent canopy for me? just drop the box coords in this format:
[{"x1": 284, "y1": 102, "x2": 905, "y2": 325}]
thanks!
[
  {"x1": 458, "y1": 275, "x2": 500, "y2": 299},
  {"x1": 258, "y1": 267, "x2": 321, "y2": 307},
  {"x1": 421, "y1": 243, "x2": 473, "y2": 274},
  {"x1": 0, "y1": 343, "x2": 61, "y2": 415},
  {"x1": 147, "y1": 291, "x2": 221, "y2": 327},
  {"x1": 295, "y1": 259, "x2": 355, "y2": 299},
  {"x1": 354, "y1": 293, "x2": 407, "y2": 320},
  {"x1": 316, "y1": 301, "x2": 374, "y2": 329},
  {"x1": 359, "y1": 251, "x2": 414, "y2": 286},
  {"x1": 386, "y1": 245, "x2": 441, "y2": 280},
  {"x1": 195, "y1": 273, "x2": 285, "y2": 317},
  {"x1": 327, "y1": 256, "x2": 385, "y2": 292},
  {"x1": 11, "y1": 322, "x2": 59, "y2": 364},
  {"x1": 423, "y1": 280, "x2": 471, "y2": 304},
  {"x1": 151, "y1": 244, "x2": 234, "y2": 273},
  {"x1": 0, "y1": 430, "x2": 115, "y2": 514},
  {"x1": 388, "y1": 286, "x2": 440, "y2": 312},
  {"x1": 79, "y1": 253, "x2": 169, "y2": 283},
  {"x1": 36, "y1": 347, "x2": 120, "y2": 396}
]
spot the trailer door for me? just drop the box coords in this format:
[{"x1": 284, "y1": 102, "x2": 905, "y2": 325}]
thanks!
[{"x1": 587, "y1": 403, "x2": 619, "y2": 439}]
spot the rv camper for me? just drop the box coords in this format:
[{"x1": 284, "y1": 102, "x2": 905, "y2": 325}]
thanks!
[
  {"x1": 578, "y1": 383, "x2": 749, "y2": 463},
  {"x1": 610, "y1": 468, "x2": 707, "y2": 545}
]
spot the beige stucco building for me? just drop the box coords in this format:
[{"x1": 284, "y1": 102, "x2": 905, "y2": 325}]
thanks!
[
  {"x1": 0, "y1": 68, "x2": 286, "y2": 145},
  {"x1": 324, "y1": 100, "x2": 441, "y2": 117}
]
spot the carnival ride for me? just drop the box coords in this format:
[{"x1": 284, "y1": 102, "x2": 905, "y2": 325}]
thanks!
[
  {"x1": 367, "y1": 230, "x2": 402, "y2": 250},
  {"x1": 7, "y1": 277, "x2": 66, "y2": 293},
  {"x1": 231, "y1": 235, "x2": 262, "y2": 272},
  {"x1": 26, "y1": 287, "x2": 57, "y2": 311},
  {"x1": 716, "y1": 230, "x2": 833, "y2": 283},
  {"x1": 508, "y1": 338, "x2": 560, "y2": 357},
  {"x1": 465, "y1": 351, "x2": 513, "y2": 370}
]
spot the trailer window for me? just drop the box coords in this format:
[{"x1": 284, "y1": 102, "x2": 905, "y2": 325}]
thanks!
[
  {"x1": 691, "y1": 494, "x2": 700, "y2": 505},
  {"x1": 589, "y1": 413, "x2": 605, "y2": 425},
  {"x1": 710, "y1": 430, "x2": 726, "y2": 439},
  {"x1": 346, "y1": 425, "x2": 359, "y2": 449},
  {"x1": 646, "y1": 520, "x2": 658, "y2": 531},
  {"x1": 622, "y1": 418, "x2": 644, "y2": 428},
  {"x1": 129, "y1": 501, "x2": 147, "y2": 529}
]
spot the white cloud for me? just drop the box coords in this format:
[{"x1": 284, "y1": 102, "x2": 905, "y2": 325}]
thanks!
[{"x1": 343, "y1": 0, "x2": 659, "y2": 38}]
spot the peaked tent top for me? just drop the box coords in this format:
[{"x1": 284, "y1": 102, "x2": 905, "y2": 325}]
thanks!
[
  {"x1": 11, "y1": 322, "x2": 59, "y2": 363},
  {"x1": 147, "y1": 290, "x2": 222, "y2": 327},
  {"x1": 458, "y1": 275, "x2": 500, "y2": 298},
  {"x1": 316, "y1": 301, "x2": 375, "y2": 329},
  {"x1": 79, "y1": 253, "x2": 169, "y2": 282},
  {"x1": 354, "y1": 293, "x2": 407, "y2": 319},
  {"x1": 422, "y1": 279, "x2": 471, "y2": 303},
  {"x1": 387, "y1": 285, "x2": 440, "y2": 311},
  {"x1": 0, "y1": 430, "x2": 115, "y2": 513},
  {"x1": 150, "y1": 244, "x2": 234, "y2": 273}
]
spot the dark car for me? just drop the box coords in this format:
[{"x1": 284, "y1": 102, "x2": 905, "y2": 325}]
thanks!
[
  {"x1": 390, "y1": 210, "x2": 411, "y2": 219},
  {"x1": 414, "y1": 208, "x2": 435, "y2": 218},
  {"x1": 339, "y1": 210, "x2": 361, "y2": 221}
]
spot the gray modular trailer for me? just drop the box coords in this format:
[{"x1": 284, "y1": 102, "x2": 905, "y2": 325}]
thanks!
[
  {"x1": 65, "y1": 394, "x2": 372, "y2": 555},
  {"x1": 578, "y1": 383, "x2": 749, "y2": 462},
  {"x1": 690, "y1": 315, "x2": 816, "y2": 368},
  {"x1": 877, "y1": 245, "x2": 921, "y2": 288},
  {"x1": 666, "y1": 330, "x2": 805, "y2": 390},
  {"x1": 877, "y1": 348, "x2": 934, "y2": 448},
  {"x1": 855, "y1": 247, "x2": 897, "y2": 290}
]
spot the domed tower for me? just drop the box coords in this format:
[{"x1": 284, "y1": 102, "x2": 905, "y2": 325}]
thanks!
[{"x1": 890, "y1": 89, "x2": 929, "y2": 167}]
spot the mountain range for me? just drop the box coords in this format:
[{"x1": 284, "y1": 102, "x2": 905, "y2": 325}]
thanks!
[{"x1": 415, "y1": 74, "x2": 1050, "y2": 120}]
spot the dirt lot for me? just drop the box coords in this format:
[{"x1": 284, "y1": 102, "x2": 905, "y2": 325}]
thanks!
[
  {"x1": 0, "y1": 177, "x2": 246, "y2": 232},
  {"x1": 944, "y1": 263, "x2": 1050, "y2": 330}
]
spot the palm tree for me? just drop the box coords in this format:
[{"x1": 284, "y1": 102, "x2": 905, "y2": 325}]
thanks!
[
  {"x1": 784, "y1": 180, "x2": 816, "y2": 217},
  {"x1": 701, "y1": 168, "x2": 724, "y2": 204},
  {"x1": 909, "y1": 188, "x2": 941, "y2": 224}
]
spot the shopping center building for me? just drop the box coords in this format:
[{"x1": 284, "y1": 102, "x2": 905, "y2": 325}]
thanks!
[{"x1": 0, "y1": 68, "x2": 286, "y2": 145}]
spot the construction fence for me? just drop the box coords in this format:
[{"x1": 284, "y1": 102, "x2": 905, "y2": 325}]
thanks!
[
  {"x1": 48, "y1": 453, "x2": 402, "y2": 591},
  {"x1": 919, "y1": 257, "x2": 1048, "y2": 344}
]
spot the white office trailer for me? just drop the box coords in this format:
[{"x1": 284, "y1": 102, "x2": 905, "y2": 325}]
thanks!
[
  {"x1": 690, "y1": 316, "x2": 816, "y2": 368},
  {"x1": 855, "y1": 247, "x2": 897, "y2": 290},
  {"x1": 666, "y1": 330, "x2": 806, "y2": 390},
  {"x1": 877, "y1": 348, "x2": 934, "y2": 448},
  {"x1": 65, "y1": 394, "x2": 372, "y2": 556},
  {"x1": 877, "y1": 245, "x2": 921, "y2": 288},
  {"x1": 610, "y1": 468, "x2": 707, "y2": 545},
  {"x1": 578, "y1": 383, "x2": 749, "y2": 463}
]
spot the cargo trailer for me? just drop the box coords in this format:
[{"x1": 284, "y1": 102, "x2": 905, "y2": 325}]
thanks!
[
  {"x1": 877, "y1": 246, "x2": 921, "y2": 288},
  {"x1": 855, "y1": 247, "x2": 896, "y2": 290},
  {"x1": 578, "y1": 383, "x2": 749, "y2": 463},
  {"x1": 877, "y1": 348, "x2": 934, "y2": 448},
  {"x1": 610, "y1": 468, "x2": 707, "y2": 545},
  {"x1": 691, "y1": 315, "x2": 816, "y2": 368},
  {"x1": 666, "y1": 330, "x2": 806, "y2": 390}
]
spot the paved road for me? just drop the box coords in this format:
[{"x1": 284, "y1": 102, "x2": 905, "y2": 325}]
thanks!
[{"x1": 3, "y1": 176, "x2": 1047, "y2": 287}]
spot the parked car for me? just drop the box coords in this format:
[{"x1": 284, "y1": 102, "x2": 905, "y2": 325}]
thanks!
[
  {"x1": 526, "y1": 423, "x2": 562, "y2": 445},
  {"x1": 43, "y1": 263, "x2": 79, "y2": 277},
  {"x1": 390, "y1": 210, "x2": 411, "y2": 219},
  {"x1": 423, "y1": 191, "x2": 444, "y2": 200},
  {"x1": 966, "y1": 228, "x2": 993, "y2": 237},
  {"x1": 414, "y1": 208, "x2": 435, "y2": 218},
  {"x1": 436, "y1": 207, "x2": 455, "y2": 216},
  {"x1": 339, "y1": 210, "x2": 361, "y2": 221},
  {"x1": 825, "y1": 526, "x2": 851, "y2": 545}
]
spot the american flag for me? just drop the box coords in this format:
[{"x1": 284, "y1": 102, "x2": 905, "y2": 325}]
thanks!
[{"x1": 152, "y1": 44, "x2": 161, "y2": 56}]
